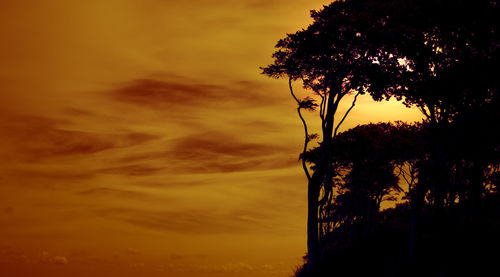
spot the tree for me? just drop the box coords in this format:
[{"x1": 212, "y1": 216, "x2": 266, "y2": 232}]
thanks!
[
  {"x1": 317, "y1": 123, "x2": 413, "y2": 236},
  {"x1": 261, "y1": 0, "x2": 400, "y2": 271},
  {"x1": 265, "y1": 0, "x2": 498, "y2": 273},
  {"x1": 336, "y1": 126, "x2": 401, "y2": 232},
  {"x1": 339, "y1": 0, "x2": 499, "y2": 258},
  {"x1": 369, "y1": 0, "x2": 498, "y2": 213}
]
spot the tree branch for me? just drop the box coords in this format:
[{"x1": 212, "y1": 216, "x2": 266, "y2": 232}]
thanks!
[
  {"x1": 334, "y1": 91, "x2": 361, "y2": 138},
  {"x1": 321, "y1": 93, "x2": 329, "y2": 132},
  {"x1": 418, "y1": 104, "x2": 430, "y2": 119},
  {"x1": 302, "y1": 76, "x2": 328, "y2": 134},
  {"x1": 289, "y1": 77, "x2": 312, "y2": 181}
]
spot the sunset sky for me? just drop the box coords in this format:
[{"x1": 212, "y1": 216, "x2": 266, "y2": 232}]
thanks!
[{"x1": 0, "y1": 1, "x2": 422, "y2": 276}]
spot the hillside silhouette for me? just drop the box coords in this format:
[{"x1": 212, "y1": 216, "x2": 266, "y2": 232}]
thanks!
[{"x1": 294, "y1": 193, "x2": 500, "y2": 277}]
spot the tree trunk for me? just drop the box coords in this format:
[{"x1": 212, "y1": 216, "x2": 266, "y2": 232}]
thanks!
[
  {"x1": 470, "y1": 160, "x2": 483, "y2": 215},
  {"x1": 432, "y1": 121, "x2": 446, "y2": 214},
  {"x1": 306, "y1": 80, "x2": 339, "y2": 273},
  {"x1": 409, "y1": 179, "x2": 427, "y2": 260},
  {"x1": 306, "y1": 176, "x2": 321, "y2": 272}
]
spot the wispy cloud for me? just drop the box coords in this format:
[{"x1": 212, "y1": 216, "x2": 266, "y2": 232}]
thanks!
[
  {"x1": 76, "y1": 187, "x2": 150, "y2": 200},
  {"x1": 111, "y1": 131, "x2": 296, "y2": 174},
  {"x1": 38, "y1": 251, "x2": 68, "y2": 265},
  {"x1": 0, "y1": 115, "x2": 160, "y2": 162},
  {"x1": 98, "y1": 206, "x2": 273, "y2": 235},
  {"x1": 98, "y1": 164, "x2": 165, "y2": 176},
  {"x1": 0, "y1": 247, "x2": 68, "y2": 265},
  {"x1": 111, "y1": 78, "x2": 280, "y2": 110}
]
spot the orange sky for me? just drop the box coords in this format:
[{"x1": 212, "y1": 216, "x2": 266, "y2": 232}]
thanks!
[{"x1": 0, "y1": 1, "x2": 423, "y2": 276}]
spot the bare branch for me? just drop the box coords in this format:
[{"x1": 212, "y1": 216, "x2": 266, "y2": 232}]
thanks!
[
  {"x1": 333, "y1": 91, "x2": 361, "y2": 138},
  {"x1": 289, "y1": 77, "x2": 312, "y2": 181},
  {"x1": 319, "y1": 94, "x2": 325, "y2": 125},
  {"x1": 301, "y1": 75, "x2": 328, "y2": 132},
  {"x1": 418, "y1": 104, "x2": 430, "y2": 119}
]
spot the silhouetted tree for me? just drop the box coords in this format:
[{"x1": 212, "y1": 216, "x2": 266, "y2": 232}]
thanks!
[
  {"x1": 262, "y1": 0, "x2": 399, "y2": 271},
  {"x1": 369, "y1": 0, "x2": 498, "y2": 215},
  {"x1": 316, "y1": 123, "x2": 413, "y2": 236},
  {"x1": 265, "y1": 0, "x2": 498, "y2": 275}
]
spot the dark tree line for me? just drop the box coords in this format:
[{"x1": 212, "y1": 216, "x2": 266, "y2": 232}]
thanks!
[{"x1": 262, "y1": 0, "x2": 498, "y2": 275}]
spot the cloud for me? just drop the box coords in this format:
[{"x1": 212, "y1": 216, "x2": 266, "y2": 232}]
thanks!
[
  {"x1": 110, "y1": 78, "x2": 280, "y2": 110},
  {"x1": 162, "y1": 261, "x2": 281, "y2": 274},
  {"x1": 0, "y1": 248, "x2": 69, "y2": 265},
  {"x1": 38, "y1": 251, "x2": 68, "y2": 265},
  {"x1": 112, "y1": 131, "x2": 296, "y2": 175},
  {"x1": 243, "y1": 119, "x2": 285, "y2": 131},
  {"x1": 178, "y1": 157, "x2": 296, "y2": 174},
  {"x1": 167, "y1": 132, "x2": 296, "y2": 173},
  {"x1": 1, "y1": 115, "x2": 110, "y2": 158},
  {"x1": 216, "y1": 262, "x2": 255, "y2": 272},
  {"x1": 170, "y1": 132, "x2": 281, "y2": 158},
  {"x1": 0, "y1": 115, "x2": 160, "y2": 162},
  {"x1": 99, "y1": 206, "x2": 273, "y2": 234},
  {"x1": 52, "y1": 256, "x2": 69, "y2": 265},
  {"x1": 0, "y1": 245, "x2": 29, "y2": 263},
  {"x1": 76, "y1": 187, "x2": 149, "y2": 200},
  {"x1": 98, "y1": 164, "x2": 165, "y2": 176},
  {"x1": 3, "y1": 168, "x2": 96, "y2": 184},
  {"x1": 245, "y1": 0, "x2": 301, "y2": 9}
]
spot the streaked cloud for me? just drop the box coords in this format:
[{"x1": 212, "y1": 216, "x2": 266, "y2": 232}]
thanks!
[
  {"x1": 76, "y1": 187, "x2": 150, "y2": 200},
  {"x1": 111, "y1": 78, "x2": 280, "y2": 110},
  {"x1": 98, "y1": 207, "x2": 271, "y2": 234},
  {"x1": 38, "y1": 251, "x2": 68, "y2": 265},
  {"x1": 0, "y1": 114, "x2": 160, "y2": 162}
]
